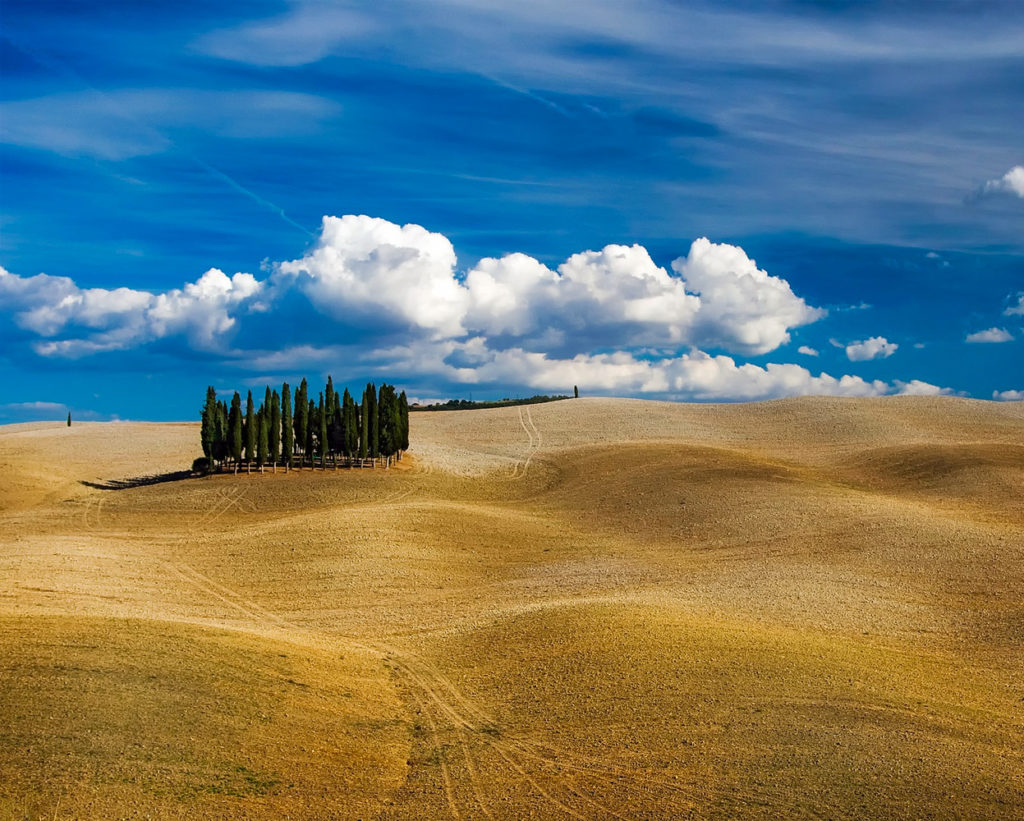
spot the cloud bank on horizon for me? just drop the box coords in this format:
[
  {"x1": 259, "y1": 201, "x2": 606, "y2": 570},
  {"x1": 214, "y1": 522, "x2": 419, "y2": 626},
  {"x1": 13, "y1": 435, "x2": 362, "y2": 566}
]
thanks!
[{"x1": 1, "y1": 214, "x2": 965, "y2": 402}]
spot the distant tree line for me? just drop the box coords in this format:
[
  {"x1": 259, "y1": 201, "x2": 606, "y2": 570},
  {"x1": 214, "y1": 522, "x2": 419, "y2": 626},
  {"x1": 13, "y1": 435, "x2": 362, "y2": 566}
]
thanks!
[
  {"x1": 198, "y1": 378, "x2": 409, "y2": 473},
  {"x1": 412, "y1": 394, "x2": 571, "y2": 412}
]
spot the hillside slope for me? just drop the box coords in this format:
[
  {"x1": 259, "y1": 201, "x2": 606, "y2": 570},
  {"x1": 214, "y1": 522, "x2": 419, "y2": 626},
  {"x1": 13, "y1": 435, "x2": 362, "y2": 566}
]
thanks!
[{"x1": 1, "y1": 397, "x2": 1022, "y2": 819}]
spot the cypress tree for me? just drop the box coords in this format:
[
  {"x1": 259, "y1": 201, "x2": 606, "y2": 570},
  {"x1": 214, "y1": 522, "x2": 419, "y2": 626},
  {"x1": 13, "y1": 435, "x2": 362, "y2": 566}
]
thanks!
[
  {"x1": 244, "y1": 390, "x2": 256, "y2": 469},
  {"x1": 214, "y1": 400, "x2": 229, "y2": 465},
  {"x1": 378, "y1": 384, "x2": 395, "y2": 464},
  {"x1": 281, "y1": 383, "x2": 293, "y2": 470},
  {"x1": 201, "y1": 386, "x2": 217, "y2": 461},
  {"x1": 327, "y1": 391, "x2": 343, "y2": 464},
  {"x1": 318, "y1": 392, "x2": 328, "y2": 468},
  {"x1": 399, "y1": 390, "x2": 410, "y2": 454},
  {"x1": 367, "y1": 382, "x2": 379, "y2": 460},
  {"x1": 295, "y1": 378, "x2": 308, "y2": 467},
  {"x1": 341, "y1": 388, "x2": 356, "y2": 460},
  {"x1": 264, "y1": 385, "x2": 273, "y2": 442},
  {"x1": 325, "y1": 376, "x2": 335, "y2": 429},
  {"x1": 67, "y1": 411, "x2": 71, "y2": 427},
  {"x1": 228, "y1": 392, "x2": 243, "y2": 472},
  {"x1": 306, "y1": 399, "x2": 316, "y2": 462},
  {"x1": 362, "y1": 389, "x2": 374, "y2": 460},
  {"x1": 269, "y1": 389, "x2": 281, "y2": 470},
  {"x1": 257, "y1": 406, "x2": 268, "y2": 470}
]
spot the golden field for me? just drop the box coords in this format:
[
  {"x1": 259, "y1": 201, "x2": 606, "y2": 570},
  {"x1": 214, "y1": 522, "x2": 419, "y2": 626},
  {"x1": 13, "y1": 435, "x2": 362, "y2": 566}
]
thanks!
[{"x1": 1, "y1": 396, "x2": 1022, "y2": 819}]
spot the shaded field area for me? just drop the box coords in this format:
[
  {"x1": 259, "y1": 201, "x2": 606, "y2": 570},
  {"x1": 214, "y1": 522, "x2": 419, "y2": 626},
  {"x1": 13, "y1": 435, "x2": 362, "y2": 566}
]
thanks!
[{"x1": 1, "y1": 396, "x2": 1022, "y2": 818}]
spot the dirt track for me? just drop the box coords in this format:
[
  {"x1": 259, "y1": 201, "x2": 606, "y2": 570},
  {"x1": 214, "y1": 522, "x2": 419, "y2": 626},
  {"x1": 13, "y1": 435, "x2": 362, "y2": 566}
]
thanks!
[{"x1": 1, "y1": 397, "x2": 1023, "y2": 819}]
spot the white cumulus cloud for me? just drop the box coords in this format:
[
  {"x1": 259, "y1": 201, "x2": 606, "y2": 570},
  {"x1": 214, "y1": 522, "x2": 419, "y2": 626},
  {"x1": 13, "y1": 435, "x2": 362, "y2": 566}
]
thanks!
[
  {"x1": 671, "y1": 238, "x2": 825, "y2": 354},
  {"x1": 965, "y1": 327, "x2": 1014, "y2": 343},
  {"x1": 845, "y1": 336, "x2": 897, "y2": 361},
  {"x1": 894, "y1": 380, "x2": 953, "y2": 397},
  {"x1": 0, "y1": 264, "x2": 261, "y2": 356},
  {"x1": 273, "y1": 215, "x2": 467, "y2": 338},
  {"x1": 270, "y1": 219, "x2": 823, "y2": 356},
  {"x1": 983, "y1": 166, "x2": 1024, "y2": 198},
  {"x1": 993, "y1": 389, "x2": 1024, "y2": 401},
  {"x1": 797, "y1": 345, "x2": 818, "y2": 356},
  {"x1": 0, "y1": 215, "x2": 958, "y2": 401}
]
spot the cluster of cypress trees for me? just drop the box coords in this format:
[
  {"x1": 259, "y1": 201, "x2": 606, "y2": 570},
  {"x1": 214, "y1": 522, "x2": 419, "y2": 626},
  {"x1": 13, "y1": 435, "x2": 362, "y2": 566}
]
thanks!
[{"x1": 199, "y1": 378, "x2": 409, "y2": 473}]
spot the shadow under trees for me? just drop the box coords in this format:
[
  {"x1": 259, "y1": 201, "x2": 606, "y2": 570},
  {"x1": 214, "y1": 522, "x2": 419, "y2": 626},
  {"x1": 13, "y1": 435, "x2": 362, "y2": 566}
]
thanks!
[{"x1": 80, "y1": 470, "x2": 195, "y2": 491}]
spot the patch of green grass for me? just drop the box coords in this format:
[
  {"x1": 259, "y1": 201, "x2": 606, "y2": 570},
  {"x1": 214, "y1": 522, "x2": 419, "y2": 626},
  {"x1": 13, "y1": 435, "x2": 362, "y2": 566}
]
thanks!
[{"x1": 172, "y1": 764, "x2": 281, "y2": 800}]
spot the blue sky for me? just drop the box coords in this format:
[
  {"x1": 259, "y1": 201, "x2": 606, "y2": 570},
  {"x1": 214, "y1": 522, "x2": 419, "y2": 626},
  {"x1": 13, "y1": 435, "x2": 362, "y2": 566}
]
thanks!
[{"x1": 1, "y1": 0, "x2": 1022, "y2": 421}]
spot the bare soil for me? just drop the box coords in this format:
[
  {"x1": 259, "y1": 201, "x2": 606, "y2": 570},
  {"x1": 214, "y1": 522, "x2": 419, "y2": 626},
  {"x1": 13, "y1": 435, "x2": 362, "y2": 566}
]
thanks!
[{"x1": 1, "y1": 397, "x2": 1022, "y2": 819}]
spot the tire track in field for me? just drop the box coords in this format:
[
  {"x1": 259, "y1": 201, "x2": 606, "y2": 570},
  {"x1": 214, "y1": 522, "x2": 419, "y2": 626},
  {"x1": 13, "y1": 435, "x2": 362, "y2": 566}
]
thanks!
[
  {"x1": 191, "y1": 485, "x2": 249, "y2": 530},
  {"x1": 79, "y1": 491, "x2": 106, "y2": 534},
  {"x1": 387, "y1": 646, "x2": 700, "y2": 817},
  {"x1": 511, "y1": 407, "x2": 540, "y2": 480},
  {"x1": 163, "y1": 556, "x2": 595, "y2": 818},
  {"x1": 160, "y1": 557, "x2": 682, "y2": 819},
  {"x1": 405, "y1": 683, "x2": 464, "y2": 819},
  {"x1": 525, "y1": 406, "x2": 541, "y2": 451},
  {"x1": 384, "y1": 647, "x2": 643, "y2": 821},
  {"x1": 519, "y1": 405, "x2": 542, "y2": 478},
  {"x1": 158, "y1": 561, "x2": 480, "y2": 818}
]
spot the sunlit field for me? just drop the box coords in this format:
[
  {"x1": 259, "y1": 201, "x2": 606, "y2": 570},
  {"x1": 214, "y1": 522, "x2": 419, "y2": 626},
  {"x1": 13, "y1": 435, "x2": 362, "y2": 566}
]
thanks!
[{"x1": 2, "y1": 396, "x2": 1022, "y2": 819}]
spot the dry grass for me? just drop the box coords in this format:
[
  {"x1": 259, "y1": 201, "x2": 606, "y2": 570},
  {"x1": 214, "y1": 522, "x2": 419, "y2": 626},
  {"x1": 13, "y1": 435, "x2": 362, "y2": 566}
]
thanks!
[{"x1": 1, "y1": 396, "x2": 1022, "y2": 819}]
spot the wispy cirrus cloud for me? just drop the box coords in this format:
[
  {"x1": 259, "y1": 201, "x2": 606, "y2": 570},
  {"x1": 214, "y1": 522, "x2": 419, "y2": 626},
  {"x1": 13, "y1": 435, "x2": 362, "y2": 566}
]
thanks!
[
  {"x1": 0, "y1": 89, "x2": 340, "y2": 161},
  {"x1": 196, "y1": 1, "x2": 1024, "y2": 72}
]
